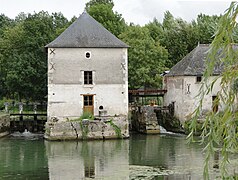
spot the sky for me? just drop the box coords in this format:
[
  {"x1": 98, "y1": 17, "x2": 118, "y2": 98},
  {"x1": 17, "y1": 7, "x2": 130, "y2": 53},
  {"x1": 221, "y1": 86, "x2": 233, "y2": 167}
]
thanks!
[{"x1": 0, "y1": 0, "x2": 233, "y2": 25}]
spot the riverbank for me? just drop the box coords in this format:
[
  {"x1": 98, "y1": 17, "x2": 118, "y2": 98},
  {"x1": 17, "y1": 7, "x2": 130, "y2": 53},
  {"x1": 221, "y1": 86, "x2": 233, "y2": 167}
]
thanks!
[{"x1": 0, "y1": 113, "x2": 10, "y2": 137}]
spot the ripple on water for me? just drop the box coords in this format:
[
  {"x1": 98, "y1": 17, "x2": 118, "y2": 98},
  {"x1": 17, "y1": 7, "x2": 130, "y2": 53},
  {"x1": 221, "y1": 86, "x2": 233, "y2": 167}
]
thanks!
[
  {"x1": 129, "y1": 164, "x2": 221, "y2": 180},
  {"x1": 10, "y1": 131, "x2": 44, "y2": 140}
]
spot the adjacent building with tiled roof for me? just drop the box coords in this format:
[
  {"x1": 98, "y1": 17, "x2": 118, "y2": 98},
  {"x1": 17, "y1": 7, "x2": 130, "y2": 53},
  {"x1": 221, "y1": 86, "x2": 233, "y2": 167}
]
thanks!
[{"x1": 164, "y1": 44, "x2": 223, "y2": 122}]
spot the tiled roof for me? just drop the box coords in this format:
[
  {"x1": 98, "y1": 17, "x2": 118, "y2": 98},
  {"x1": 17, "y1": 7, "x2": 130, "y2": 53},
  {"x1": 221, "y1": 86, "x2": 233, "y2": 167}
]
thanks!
[
  {"x1": 167, "y1": 44, "x2": 223, "y2": 76},
  {"x1": 46, "y1": 11, "x2": 128, "y2": 48}
]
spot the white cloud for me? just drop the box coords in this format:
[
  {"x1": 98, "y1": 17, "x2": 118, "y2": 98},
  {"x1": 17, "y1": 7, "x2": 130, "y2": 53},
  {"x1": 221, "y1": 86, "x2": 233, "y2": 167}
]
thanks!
[{"x1": 0, "y1": 0, "x2": 233, "y2": 25}]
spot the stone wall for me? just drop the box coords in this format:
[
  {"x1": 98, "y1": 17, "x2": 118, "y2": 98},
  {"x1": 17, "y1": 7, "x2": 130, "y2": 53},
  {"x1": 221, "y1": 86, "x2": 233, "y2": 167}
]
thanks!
[
  {"x1": 44, "y1": 116, "x2": 129, "y2": 140},
  {"x1": 164, "y1": 76, "x2": 222, "y2": 123},
  {"x1": 48, "y1": 48, "x2": 128, "y2": 119},
  {"x1": 0, "y1": 114, "x2": 10, "y2": 137},
  {"x1": 131, "y1": 106, "x2": 160, "y2": 134}
]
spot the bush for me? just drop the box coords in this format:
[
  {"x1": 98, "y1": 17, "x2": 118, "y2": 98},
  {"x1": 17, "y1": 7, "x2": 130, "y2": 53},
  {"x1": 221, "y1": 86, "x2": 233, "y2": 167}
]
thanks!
[
  {"x1": 0, "y1": 98, "x2": 12, "y2": 111},
  {"x1": 80, "y1": 111, "x2": 94, "y2": 120},
  {"x1": 0, "y1": 100, "x2": 4, "y2": 110}
]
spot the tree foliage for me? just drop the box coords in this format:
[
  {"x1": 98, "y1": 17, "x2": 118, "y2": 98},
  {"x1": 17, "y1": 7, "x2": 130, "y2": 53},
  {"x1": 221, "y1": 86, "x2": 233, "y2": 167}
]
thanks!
[
  {"x1": 159, "y1": 11, "x2": 199, "y2": 67},
  {"x1": 188, "y1": 2, "x2": 238, "y2": 179},
  {"x1": 193, "y1": 14, "x2": 221, "y2": 44},
  {"x1": 0, "y1": 11, "x2": 69, "y2": 101},
  {"x1": 0, "y1": 14, "x2": 14, "y2": 37},
  {"x1": 120, "y1": 25, "x2": 168, "y2": 89},
  {"x1": 86, "y1": 0, "x2": 126, "y2": 37}
]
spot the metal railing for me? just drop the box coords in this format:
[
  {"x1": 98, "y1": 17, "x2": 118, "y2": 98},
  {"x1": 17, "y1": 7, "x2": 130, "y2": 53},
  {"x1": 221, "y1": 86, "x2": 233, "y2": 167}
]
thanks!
[{"x1": 3, "y1": 101, "x2": 47, "y2": 114}]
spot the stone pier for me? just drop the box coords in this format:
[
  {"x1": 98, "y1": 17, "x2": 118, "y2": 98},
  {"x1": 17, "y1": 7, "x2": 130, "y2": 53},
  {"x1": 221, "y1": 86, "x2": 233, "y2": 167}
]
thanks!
[
  {"x1": 0, "y1": 114, "x2": 10, "y2": 137},
  {"x1": 131, "y1": 106, "x2": 160, "y2": 134},
  {"x1": 44, "y1": 116, "x2": 129, "y2": 141}
]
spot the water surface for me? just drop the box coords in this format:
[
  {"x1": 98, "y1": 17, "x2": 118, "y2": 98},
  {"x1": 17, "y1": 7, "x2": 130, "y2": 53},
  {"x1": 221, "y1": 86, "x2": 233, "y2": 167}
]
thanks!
[{"x1": 0, "y1": 132, "x2": 230, "y2": 179}]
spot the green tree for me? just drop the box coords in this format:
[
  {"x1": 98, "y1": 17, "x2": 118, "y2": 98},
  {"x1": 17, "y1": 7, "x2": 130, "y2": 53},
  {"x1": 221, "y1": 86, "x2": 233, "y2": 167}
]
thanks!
[
  {"x1": 145, "y1": 18, "x2": 164, "y2": 43},
  {"x1": 0, "y1": 11, "x2": 69, "y2": 101},
  {"x1": 120, "y1": 25, "x2": 168, "y2": 89},
  {"x1": 188, "y1": 2, "x2": 238, "y2": 179},
  {"x1": 86, "y1": 0, "x2": 126, "y2": 37},
  {"x1": 159, "y1": 11, "x2": 198, "y2": 67},
  {"x1": 0, "y1": 14, "x2": 14, "y2": 97},
  {"x1": 0, "y1": 14, "x2": 13, "y2": 37},
  {"x1": 193, "y1": 14, "x2": 221, "y2": 44},
  {"x1": 86, "y1": 0, "x2": 114, "y2": 7}
]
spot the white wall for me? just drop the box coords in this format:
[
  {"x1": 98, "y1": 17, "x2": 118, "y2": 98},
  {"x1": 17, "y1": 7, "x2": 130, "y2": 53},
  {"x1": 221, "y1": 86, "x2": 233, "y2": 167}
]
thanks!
[
  {"x1": 47, "y1": 48, "x2": 128, "y2": 120},
  {"x1": 48, "y1": 84, "x2": 128, "y2": 119},
  {"x1": 164, "y1": 76, "x2": 222, "y2": 123}
]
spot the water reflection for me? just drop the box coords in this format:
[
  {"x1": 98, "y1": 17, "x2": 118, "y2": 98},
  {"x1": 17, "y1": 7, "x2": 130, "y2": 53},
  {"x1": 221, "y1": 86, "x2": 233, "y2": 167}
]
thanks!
[
  {"x1": 1, "y1": 133, "x2": 237, "y2": 179},
  {"x1": 45, "y1": 139, "x2": 129, "y2": 180},
  {"x1": 129, "y1": 133, "x2": 217, "y2": 179},
  {"x1": 0, "y1": 136, "x2": 49, "y2": 180}
]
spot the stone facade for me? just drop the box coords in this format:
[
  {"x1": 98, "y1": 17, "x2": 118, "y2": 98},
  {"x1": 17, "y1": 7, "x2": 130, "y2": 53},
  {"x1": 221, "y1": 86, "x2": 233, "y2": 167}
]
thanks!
[
  {"x1": 163, "y1": 44, "x2": 224, "y2": 123},
  {"x1": 164, "y1": 75, "x2": 222, "y2": 123},
  {"x1": 131, "y1": 106, "x2": 160, "y2": 134},
  {"x1": 47, "y1": 48, "x2": 128, "y2": 119},
  {"x1": 44, "y1": 116, "x2": 129, "y2": 140}
]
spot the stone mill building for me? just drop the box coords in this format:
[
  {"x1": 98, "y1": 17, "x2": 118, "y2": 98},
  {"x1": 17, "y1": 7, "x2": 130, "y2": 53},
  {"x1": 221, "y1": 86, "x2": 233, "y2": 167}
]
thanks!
[
  {"x1": 44, "y1": 11, "x2": 129, "y2": 140},
  {"x1": 163, "y1": 44, "x2": 223, "y2": 123}
]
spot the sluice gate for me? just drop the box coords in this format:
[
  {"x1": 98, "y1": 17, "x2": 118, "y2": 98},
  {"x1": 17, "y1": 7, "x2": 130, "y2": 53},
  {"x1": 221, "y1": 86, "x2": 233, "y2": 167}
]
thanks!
[{"x1": 10, "y1": 114, "x2": 47, "y2": 133}]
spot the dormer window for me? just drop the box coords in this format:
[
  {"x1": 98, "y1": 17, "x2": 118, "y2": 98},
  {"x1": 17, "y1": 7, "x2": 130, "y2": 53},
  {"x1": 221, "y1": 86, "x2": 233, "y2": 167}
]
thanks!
[
  {"x1": 85, "y1": 51, "x2": 91, "y2": 59},
  {"x1": 196, "y1": 76, "x2": 202, "y2": 83}
]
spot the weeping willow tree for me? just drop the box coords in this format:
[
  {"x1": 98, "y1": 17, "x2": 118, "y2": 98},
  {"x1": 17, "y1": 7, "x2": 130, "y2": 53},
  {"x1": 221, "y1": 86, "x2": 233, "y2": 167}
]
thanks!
[{"x1": 188, "y1": 2, "x2": 238, "y2": 179}]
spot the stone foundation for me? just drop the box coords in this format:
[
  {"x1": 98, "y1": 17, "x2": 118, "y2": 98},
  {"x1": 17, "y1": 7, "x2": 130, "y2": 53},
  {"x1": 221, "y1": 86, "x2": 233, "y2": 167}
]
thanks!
[
  {"x1": 0, "y1": 114, "x2": 10, "y2": 138},
  {"x1": 131, "y1": 106, "x2": 160, "y2": 134},
  {"x1": 44, "y1": 116, "x2": 129, "y2": 140}
]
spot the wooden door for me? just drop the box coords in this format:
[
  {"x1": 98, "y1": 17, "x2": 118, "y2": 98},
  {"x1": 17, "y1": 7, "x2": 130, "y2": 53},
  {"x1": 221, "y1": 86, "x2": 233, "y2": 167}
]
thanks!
[{"x1": 83, "y1": 95, "x2": 94, "y2": 115}]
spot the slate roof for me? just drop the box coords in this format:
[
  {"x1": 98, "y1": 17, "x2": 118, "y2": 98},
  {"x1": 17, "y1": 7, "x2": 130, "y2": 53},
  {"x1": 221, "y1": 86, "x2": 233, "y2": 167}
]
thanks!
[
  {"x1": 46, "y1": 11, "x2": 129, "y2": 48},
  {"x1": 166, "y1": 44, "x2": 224, "y2": 76}
]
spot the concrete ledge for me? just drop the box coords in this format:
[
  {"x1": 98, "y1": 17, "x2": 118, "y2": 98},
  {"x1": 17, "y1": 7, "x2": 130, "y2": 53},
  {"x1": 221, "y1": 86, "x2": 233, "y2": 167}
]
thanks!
[
  {"x1": 44, "y1": 116, "x2": 129, "y2": 141},
  {"x1": 0, "y1": 131, "x2": 9, "y2": 138},
  {"x1": 0, "y1": 114, "x2": 10, "y2": 138},
  {"x1": 145, "y1": 130, "x2": 160, "y2": 134}
]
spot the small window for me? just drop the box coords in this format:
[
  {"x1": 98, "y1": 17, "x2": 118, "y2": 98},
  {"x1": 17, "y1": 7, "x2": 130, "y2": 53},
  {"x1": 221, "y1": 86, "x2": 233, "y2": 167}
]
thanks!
[
  {"x1": 84, "y1": 71, "x2": 93, "y2": 84},
  {"x1": 196, "y1": 76, "x2": 202, "y2": 83},
  {"x1": 85, "y1": 51, "x2": 91, "y2": 59},
  {"x1": 84, "y1": 95, "x2": 93, "y2": 106}
]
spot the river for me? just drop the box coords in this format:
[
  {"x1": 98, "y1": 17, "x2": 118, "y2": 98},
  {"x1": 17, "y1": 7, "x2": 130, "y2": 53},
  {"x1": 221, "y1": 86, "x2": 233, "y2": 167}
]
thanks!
[{"x1": 0, "y1": 132, "x2": 235, "y2": 179}]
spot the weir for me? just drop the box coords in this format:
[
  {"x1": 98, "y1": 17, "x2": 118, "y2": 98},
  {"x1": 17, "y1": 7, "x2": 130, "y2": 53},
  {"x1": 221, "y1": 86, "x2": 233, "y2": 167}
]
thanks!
[
  {"x1": 2, "y1": 101, "x2": 47, "y2": 133},
  {"x1": 10, "y1": 114, "x2": 47, "y2": 133}
]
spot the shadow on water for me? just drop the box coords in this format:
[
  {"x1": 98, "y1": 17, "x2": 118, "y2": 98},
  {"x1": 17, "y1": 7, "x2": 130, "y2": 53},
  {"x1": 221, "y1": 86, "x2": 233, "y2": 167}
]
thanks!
[
  {"x1": 0, "y1": 133, "x2": 48, "y2": 180},
  {"x1": 0, "y1": 132, "x2": 230, "y2": 179}
]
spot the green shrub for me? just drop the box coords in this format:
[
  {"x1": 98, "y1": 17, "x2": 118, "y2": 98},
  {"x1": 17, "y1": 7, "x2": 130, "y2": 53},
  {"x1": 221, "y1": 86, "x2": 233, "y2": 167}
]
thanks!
[
  {"x1": 106, "y1": 119, "x2": 122, "y2": 138},
  {"x1": 80, "y1": 111, "x2": 94, "y2": 120}
]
